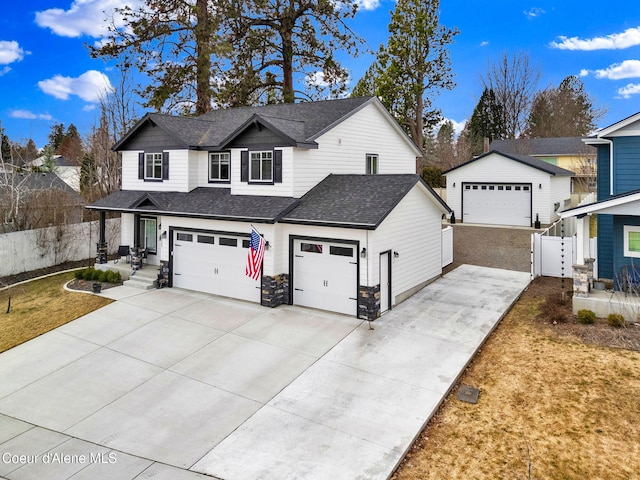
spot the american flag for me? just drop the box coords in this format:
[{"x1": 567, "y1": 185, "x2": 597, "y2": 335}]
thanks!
[{"x1": 245, "y1": 227, "x2": 265, "y2": 280}]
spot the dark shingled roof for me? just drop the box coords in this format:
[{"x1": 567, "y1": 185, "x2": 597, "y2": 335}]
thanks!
[
  {"x1": 114, "y1": 97, "x2": 376, "y2": 151},
  {"x1": 444, "y1": 150, "x2": 575, "y2": 176},
  {"x1": 2, "y1": 172, "x2": 79, "y2": 195},
  {"x1": 489, "y1": 137, "x2": 596, "y2": 156},
  {"x1": 88, "y1": 187, "x2": 299, "y2": 223},
  {"x1": 281, "y1": 174, "x2": 450, "y2": 229}
]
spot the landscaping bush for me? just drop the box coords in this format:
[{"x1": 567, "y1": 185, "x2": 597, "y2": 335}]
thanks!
[
  {"x1": 91, "y1": 269, "x2": 102, "y2": 281},
  {"x1": 577, "y1": 309, "x2": 596, "y2": 324},
  {"x1": 74, "y1": 269, "x2": 84, "y2": 280},
  {"x1": 607, "y1": 313, "x2": 625, "y2": 327},
  {"x1": 539, "y1": 292, "x2": 569, "y2": 323}
]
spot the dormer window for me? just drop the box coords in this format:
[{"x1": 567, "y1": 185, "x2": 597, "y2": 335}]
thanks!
[
  {"x1": 250, "y1": 151, "x2": 273, "y2": 182},
  {"x1": 366, "y1": 154, "x2": 379, "y2": 174},
  {"x1": 209, "y1": 152, "x2": 230, "y2": 182},
  {"x1": 145, "y1": 153, "x2": 163, "y2": 179}
]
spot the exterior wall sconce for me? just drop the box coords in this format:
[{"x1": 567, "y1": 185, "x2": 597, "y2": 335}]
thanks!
[
  {"x1": 539, "y1": 183, "x2": 542, "y2": 189},
  {"x1": 453, "y1": 182, "x2": 456, "y2": 187},
  {"x1": 265, "y1": 241, "x2": 271, "y2": 250},
  {"x1": 393, "y1": 251, "x2": 399, "y2": 258},
  {"x1": 360, "y1": 247, "x2": 367, "y2": 258},
  {"x1": 161, "y1": 231, "x2": 167, "y2": 239}
]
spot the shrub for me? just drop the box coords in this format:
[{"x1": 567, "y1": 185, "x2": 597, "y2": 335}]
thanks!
[
  {"x1": 91, "y1": 269, "x2": 102, "y2": 281},
  {"x1": 74, "y1": 269, "x2": 84, "y2": 279},
  {"x1": 607, "y1": 313, "x2": 625, "y2": 327},
  {"x1": 104, "y1": 270, "x2": 121, "y2": 284},
  {"x1": 539, "y1": 292, "x2": 569, "y2": 323},
  {"x1": 577, "y1": 309, "x2": 596, "y2": 324}
]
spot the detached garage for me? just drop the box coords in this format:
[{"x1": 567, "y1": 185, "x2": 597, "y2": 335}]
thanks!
[{"x1": 444, "y1": 150, "x2": 574, "y2": 227}]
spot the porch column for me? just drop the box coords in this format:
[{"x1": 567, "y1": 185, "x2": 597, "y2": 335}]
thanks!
[
  {"x1": 575, "y1": 215, "x2": 590, "y2": 265},
  {"x1": 96, "y1": 211, "x2": 107, "y2": 264}
]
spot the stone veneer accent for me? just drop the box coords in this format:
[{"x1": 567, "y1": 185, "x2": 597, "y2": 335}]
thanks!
[
  {"x1": 358, "y1": 285, "x2": 380, "y2": 320},
  {"x1": 573, "y1": 258, "x2": 595, "y2": 298},
  {"x1": 96, "y1": 242, "x2": 108, "y2": 264},
  {"x1": 261, "y1": 274, "x2": 290, "y2": 308}
]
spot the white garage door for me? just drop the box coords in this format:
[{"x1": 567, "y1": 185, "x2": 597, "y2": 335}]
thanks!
[
  {"x1": 172, "y1": 230, "x2": 260, "y2": 302},
  {"x1": 292, "y1": 239, "x2": 358, "y2": 316},
  {"x1": 463, "y1": 183, "x2": 532, "y2": 227}
]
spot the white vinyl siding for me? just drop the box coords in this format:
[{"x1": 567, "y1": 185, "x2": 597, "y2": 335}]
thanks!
[
  {"x1": 231, "y1": 149, "x2": 294, "y2": 197},
  {"x1": 293, "y1": 102, "x2": 417, "y2": 197},
  {"x1": 369, "y1": 185, "x2": 443, "y2": 305},
  {"x1": 549, "y1": 176, "x2": 572, "y2": 222},
  {"x1": 122, "y1": 150, "x2": 190, "y2": 192},
  {"x1": 445, "y1": 153, "x2": 561, "y2": 225},
  {"x1": 120, "y1": 213, "x2": 135, "y2": 248}
]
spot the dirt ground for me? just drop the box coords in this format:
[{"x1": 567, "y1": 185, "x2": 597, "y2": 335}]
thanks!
[{"x1": 392, "y1": 276, "x2": 640, "y2": 480}]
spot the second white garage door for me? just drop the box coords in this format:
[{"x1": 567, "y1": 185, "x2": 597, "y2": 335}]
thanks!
[
  {"x1": 172, "y1": 230, "x2": 261, "y2": 302},
  {"x1": 462, "y1": 183, "x2": 532, "y2": 227},
  {"x1": 292, "y1": 239, "x2": 358, "y2": 316}
]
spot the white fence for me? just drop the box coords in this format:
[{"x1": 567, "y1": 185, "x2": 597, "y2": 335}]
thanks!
[
  {"x1": 0, "y1": 218, "x2": 121, "y2": 278},
  {"x1": 442, "y1": 226, "x2": 453, "y2": 267}
]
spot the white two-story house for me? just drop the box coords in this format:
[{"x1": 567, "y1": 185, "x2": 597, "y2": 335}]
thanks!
[{"x1": 89, "y1": 97, "x2": 451, "y2": 318}]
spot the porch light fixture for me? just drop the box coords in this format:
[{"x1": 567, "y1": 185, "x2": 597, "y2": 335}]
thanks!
[
  {"x1": 161, "y1": 231, "x2": 167, "y2": 239},
  {"x1": 360, "y1": 247, "x2": 367, "y2": 258},
  {"x1": 453, "y1": 182, "x2": 456, "y2": 187},
  {"x1": 265, "y1": 241, "x2": 271, "y2": 250},
  {"x1": 394, "y1": 251, "x2": 399, "y2": 258},
  {"x1": 539, "y1": 183, "x2": 542, "y2": 189}
]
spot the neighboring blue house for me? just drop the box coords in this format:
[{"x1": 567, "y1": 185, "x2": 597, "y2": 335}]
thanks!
[{"x1": 561, "y1": 111, "x2": 640, "y2": 307}]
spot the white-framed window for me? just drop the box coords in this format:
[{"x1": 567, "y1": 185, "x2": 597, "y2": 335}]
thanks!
[
  {"x1": 145, "y1": 153, "x2": 163, "y2": 180},
  {"x1": 624, "y1": 225, "x2": 640, "y2": 258},
  {"x1": 250, "y1": 151, "x2": 273, "y2": 182},
  {"x1": 209, "y1": 152, "x2": 230, "y2": 182},
  {"x1": 366, "y1": 154, "x2": 378, "y2": 174}
]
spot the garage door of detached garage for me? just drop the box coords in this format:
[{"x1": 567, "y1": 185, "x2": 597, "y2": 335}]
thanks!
[
  {"x1": 462, "y1": 183, "x2": 532, "y2": 227},
  {"x1": 172, "y1": 230, "x2": 260, "y2": 302},
  {"x1": 292, "y1": 238, "x2": 358, "y2": 316}
]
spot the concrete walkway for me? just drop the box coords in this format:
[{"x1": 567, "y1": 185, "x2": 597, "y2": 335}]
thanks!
[{"x1": 0, "y1": 265, "x2": 530, "y2": 480}]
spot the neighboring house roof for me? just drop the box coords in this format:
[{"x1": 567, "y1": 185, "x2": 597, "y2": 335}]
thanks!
[
  {"x1": 280, "y1": 174, "x2": 451, "y2": 229},
  {"x1": 443, "y1": 150, "x2": 575, "y2": 176},
  {"x1": 489, "y1": 137, "x2": 596, "y2": 157},
  {"x1": 88, "y1": 187, "x2": 300, "y2": 223},
  {"x1": 113, "y1": 97, "x2": 422, "y2": 155},
  {"x1": 88, "y1": 174, "x2": 451, "y2": 228},
  {"x1": 2, "y1": 172, "x2": 79, "y2": 195},
  {"x1": 31, "y1": 155, "x2": 79, "y2": 168},
  {"x1": 560, "y1": 189, "x2": 640, "y2": 218}
]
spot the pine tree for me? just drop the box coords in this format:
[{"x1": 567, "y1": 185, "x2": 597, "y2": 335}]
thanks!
[
  {"x1": 466, "y1": 87, "x2": 506, "y2": 155},
  {"x1": 353, "y1": 0, "x2": 457, "y2": 151}
]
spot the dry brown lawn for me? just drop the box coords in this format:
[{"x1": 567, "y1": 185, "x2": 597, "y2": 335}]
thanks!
[
  {"x1": 0, "y1": 272, "x2": 112, "y2": 353},
  {"x1": 393, "y1": 277, "x2": 640, "y2": 480}
]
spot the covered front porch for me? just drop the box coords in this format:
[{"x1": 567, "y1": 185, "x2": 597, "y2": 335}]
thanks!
[{"x1": 561, "y1": 190, "x2": 640, "y2": 318}]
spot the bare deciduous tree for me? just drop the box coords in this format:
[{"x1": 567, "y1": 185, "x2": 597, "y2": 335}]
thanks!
[{"x1": 482, "y1": 52, "x2": 541, "y2": 139}]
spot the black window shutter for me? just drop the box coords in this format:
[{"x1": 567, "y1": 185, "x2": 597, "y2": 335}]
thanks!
[
  {"x1": 138, "y1": 152, "x2": 144, "y2": 179},
  {"x1": 162, "y1": 152, "x2": 169, "y2": 180},
  {"x1": 274, "y1": 150, "x2": 283, "y2": 183},
  {"x1": 240, "y1": 151, "x2": 249, "y2": 182}
]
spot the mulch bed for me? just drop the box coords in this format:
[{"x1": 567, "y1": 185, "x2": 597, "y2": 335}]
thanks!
[
  {"x1": 527, "y1": 276, "x2": 640, "y2": 352},
  {"x1": 0, "y1": 259, "x2": 94, "y2": 287},
  {"x1": 66, "y1": 278, "x2": 122, "y2": 292}
]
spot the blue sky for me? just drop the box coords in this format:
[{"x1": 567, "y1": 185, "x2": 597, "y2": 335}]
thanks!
[{"x1": 1, "y1": 0, "x2": 639, "y2": 149}]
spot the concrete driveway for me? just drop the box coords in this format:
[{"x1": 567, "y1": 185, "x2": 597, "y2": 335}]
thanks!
[{"x1": 0, "y1": 265, "x2": 530, "y2": 480}]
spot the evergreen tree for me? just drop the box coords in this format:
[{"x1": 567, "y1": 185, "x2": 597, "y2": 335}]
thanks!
[
  {"x1": 353, "y1": 0, "x2": 457, "y2": 151},
  {"x1": 47, "y1": 123, "x2": 66, "y2": 152},
  {"x1": 0, "y1": 127, "x2": 10, "y2": 163},
  {"x1": 466, "y1": 87, "x2": 506, "y2": 155},
  {"x1": 525, "y1": 76, "x2": 603, "y2": 138},
  {"x1": 58, "y1": 124, "x2": 84, "y2": 164},
  {"x1": 219, "y1": 0, "x2": 361, "y2": 105}
]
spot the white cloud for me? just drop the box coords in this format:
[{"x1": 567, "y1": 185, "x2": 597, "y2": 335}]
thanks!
[
  {"x1": 306, "y1": 71, "x2": 331, "y2": 89},
  {"x1": 35, "y1": 0, "x2": 138, "y2": 38},
  {"x1": 0, "y1": 40, "x2": 28, "y2": 65},
  {"x1": 10, "y1": 110, "x2": 54, "y2": 121},
  {"x1": 0, "y1": 66, "x2": 11, "y2": 76},
  {"x1": 579, "y1": 69, "x2": 589, "y2": 77},
  {"x1": 480, "y1": 41, "x2": 489, "y2": 47},
  {"x1": 356, "y1": 0, "x2": 381, "y2": 10},
  {"x1": 618, "y1": 83, "x2": 640, "y2": 98},
  {"x1": 550, "y1": 26, "x2": 640, "y2": 50},
  {"x1": 38, "y1": 70, "x2": 113, "y2": 102},
  {"x1": 590, "y1": 60, "x2": 640, "y2": 80},
  {"x1": 524, "y1": 8, "x2": 545, "y2": 19}
]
